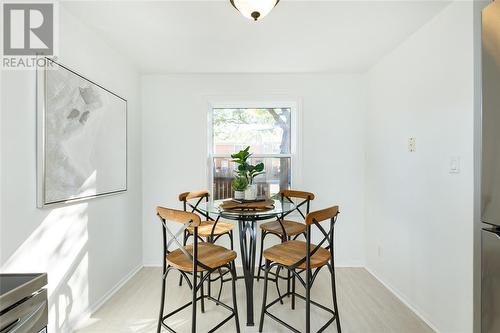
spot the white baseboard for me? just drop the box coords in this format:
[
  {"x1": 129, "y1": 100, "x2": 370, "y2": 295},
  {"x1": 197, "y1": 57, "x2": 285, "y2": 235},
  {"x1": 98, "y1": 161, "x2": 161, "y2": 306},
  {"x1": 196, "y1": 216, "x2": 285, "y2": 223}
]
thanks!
[
  {"x1": 143, "y1": 262, "x2": 162, "y2": 267},
  {"x1": 364, "y1": 266, "x2": 440, "y2": 333},
  {"x1": 69, "y1": 263, "x2": 143, "y2": 332},
  {"x1": 335, "y1": 264, "x2": 365, "y2": 268},
  {"x1": 90, "y1": 263, "x2": 143, "y2": 314}
]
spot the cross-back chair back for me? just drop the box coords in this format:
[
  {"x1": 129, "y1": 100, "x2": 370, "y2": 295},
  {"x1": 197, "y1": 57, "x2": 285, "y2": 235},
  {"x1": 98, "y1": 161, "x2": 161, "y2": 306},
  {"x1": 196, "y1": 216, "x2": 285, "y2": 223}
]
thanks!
[
  {"x1": 257, "y1": 189, "x2": 316, "y2": 302},
  {"x1": 156, "y1": 206, "x2": 211, "y2": 272},
  {"x1": 293, "y1": 205, "x2": 339, "y2": 272},
  {"x1": 279, "y1": 189, "x2": 315, "y2": 222},
  {"x1": 177, "y1": 190, "x2": 235, "y2": 291},
  {"x1": 178, "y1": 190, "x2": 211, "y2": 221}
]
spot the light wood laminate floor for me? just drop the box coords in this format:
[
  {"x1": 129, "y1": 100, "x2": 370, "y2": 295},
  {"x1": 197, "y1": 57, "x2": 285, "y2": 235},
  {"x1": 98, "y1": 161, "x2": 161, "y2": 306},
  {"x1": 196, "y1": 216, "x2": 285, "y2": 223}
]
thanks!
[{"x1": 76, "y1": 267, "x2": 434, "y2": 333}]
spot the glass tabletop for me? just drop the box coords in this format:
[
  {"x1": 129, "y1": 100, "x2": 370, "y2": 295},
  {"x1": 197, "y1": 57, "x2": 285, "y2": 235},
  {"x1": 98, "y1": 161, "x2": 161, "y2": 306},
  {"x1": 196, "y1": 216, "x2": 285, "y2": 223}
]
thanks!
[{"x1": 199, "y1": 199, "x2": 295, "y2": 221}]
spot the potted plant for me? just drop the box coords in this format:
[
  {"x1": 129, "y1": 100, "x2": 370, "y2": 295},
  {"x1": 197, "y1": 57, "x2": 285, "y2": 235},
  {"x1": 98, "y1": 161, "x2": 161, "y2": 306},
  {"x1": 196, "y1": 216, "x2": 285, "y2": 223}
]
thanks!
[
  {"x1": 232, "y1": 176, "x2": 248, "y2": 200},
  {"x1": 231, "y1": 146, "x2": 265, "y2": 200}
]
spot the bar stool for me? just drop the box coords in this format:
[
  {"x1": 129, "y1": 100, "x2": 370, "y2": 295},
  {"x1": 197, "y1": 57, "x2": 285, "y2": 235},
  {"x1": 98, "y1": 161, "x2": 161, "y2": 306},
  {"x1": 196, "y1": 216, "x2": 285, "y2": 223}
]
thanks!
[
  {"x1": 259, "y1": 206, "x2": 341, "y2": 333},
  {"x1": 257, "y1": 190, "x2": 314, "y2": 298},
  {"x1": 178, "y1": 190, "x2": 235, "y2": 294},
  {"x1": 156, "y1": 206, "x2": 240, "y2": 333}
]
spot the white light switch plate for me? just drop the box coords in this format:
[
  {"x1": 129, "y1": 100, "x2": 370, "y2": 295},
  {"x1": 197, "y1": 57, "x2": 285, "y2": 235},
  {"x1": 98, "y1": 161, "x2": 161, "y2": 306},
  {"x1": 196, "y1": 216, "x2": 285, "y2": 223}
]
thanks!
[{"x1": 450, "y1": 156, "x2": 460, "y2": 174}]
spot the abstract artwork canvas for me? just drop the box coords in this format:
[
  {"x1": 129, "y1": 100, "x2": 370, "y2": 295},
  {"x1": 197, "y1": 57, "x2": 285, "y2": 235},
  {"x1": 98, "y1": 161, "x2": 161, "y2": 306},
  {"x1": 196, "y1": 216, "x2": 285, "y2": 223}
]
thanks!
[{"x1": 37, "y1": 58, "x2": 127, "y2": 207}]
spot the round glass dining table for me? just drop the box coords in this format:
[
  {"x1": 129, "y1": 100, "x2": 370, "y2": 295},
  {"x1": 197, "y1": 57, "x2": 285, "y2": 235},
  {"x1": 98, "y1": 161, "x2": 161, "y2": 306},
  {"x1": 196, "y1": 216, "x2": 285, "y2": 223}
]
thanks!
[{"x1": 199, "y1": 199, "x2": 295, "y2": 326}]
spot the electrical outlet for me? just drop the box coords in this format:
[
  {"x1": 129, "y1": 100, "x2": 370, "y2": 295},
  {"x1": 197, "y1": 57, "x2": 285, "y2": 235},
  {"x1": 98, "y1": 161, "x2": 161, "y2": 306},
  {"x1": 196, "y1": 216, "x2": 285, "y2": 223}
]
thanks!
[
  {"x1": 408, "y1": 137, "x2": 416, "y2": 152},
  {"x1": 377, "y1": 246, "x2": 382, "y2": 257}
]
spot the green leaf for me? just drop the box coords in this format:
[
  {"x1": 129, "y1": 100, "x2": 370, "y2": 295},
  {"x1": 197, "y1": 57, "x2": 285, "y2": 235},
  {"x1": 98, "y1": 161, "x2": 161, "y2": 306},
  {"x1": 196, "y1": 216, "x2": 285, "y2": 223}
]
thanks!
[
  {"x1": 232, "y1": 176, "x2": 248, "y2": 191},
  {"x1": 251, "y1": 171, "x2": 265, "y2": 179},
  {"x1": 254, "y1": 163, "x2": 264, "y2": 172}
]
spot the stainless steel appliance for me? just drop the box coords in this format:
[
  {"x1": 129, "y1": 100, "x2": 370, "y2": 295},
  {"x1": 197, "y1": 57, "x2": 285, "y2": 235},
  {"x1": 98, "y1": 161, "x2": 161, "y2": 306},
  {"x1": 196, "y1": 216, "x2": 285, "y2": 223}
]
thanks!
[
  {"x1": 482, "y1": 229, "x2": 500, "y2": 332},
  {"x1": 482, "y1": 1, "x2": 500, "y2": 332},
  {"x1": 0, "y1": 273, "x2": 48, "y2": 333}
]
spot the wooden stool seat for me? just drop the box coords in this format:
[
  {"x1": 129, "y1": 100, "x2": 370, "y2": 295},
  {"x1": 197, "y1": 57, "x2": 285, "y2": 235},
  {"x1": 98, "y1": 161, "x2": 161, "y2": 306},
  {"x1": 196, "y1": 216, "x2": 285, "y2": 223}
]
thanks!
[
  {"x1": 263, "y1": 240, "x2": 331, "y2": 269},
  {"x1": 260, "y1": 220, "x2": 306, "y2": 237},
  {"x1": 167, "y1": 242, "x2": 237, "y2": 272},
  {"x1": 186, "y1": 220, "x2": 234, "y2": 237}
]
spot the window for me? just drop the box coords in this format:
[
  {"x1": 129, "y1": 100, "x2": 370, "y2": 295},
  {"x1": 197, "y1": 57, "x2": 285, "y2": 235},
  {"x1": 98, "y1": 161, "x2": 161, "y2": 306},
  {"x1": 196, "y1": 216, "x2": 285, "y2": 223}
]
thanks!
[{"x1": 209, "y1": 106, "x2": 295, "y2": 200}]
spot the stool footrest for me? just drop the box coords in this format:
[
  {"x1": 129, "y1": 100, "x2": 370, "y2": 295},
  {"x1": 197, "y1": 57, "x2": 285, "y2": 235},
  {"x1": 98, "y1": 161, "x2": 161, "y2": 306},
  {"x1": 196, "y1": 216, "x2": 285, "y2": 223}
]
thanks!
[
  {"x1": 160, "y1": 294, "x2": 237, "y2": 333},
  {"x1": 262, "y1": 291, "x2": 338, "y2": 333}
]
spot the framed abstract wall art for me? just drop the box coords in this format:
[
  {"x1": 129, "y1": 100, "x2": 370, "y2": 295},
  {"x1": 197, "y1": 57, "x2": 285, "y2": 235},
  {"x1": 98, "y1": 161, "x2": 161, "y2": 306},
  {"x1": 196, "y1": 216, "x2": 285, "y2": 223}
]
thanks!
[{"x1": 36, "y1": 58, "x2": 127, "y2": 207}]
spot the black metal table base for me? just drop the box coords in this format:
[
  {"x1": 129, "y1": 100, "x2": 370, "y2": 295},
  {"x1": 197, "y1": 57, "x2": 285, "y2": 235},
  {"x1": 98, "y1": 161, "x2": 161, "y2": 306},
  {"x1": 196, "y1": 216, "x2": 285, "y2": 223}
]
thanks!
[{"x1": 238, "y1": 219, "x2": 257, "y2": 326}]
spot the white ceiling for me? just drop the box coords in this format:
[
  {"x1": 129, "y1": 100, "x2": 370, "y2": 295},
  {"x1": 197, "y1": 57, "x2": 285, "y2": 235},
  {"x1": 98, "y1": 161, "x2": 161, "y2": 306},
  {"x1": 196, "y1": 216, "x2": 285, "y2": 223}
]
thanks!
[{"x1": 62, "y1": 1, "x2": 450, "y2": 74}]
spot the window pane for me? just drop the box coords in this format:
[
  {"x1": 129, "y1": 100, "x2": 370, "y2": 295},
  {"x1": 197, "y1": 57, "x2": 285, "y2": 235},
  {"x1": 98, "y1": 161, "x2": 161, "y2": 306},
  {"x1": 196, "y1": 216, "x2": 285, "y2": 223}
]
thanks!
[
  {"x1": 213, "y1": 108, "x2": 291, "y2": 155},
  {"x1": 213, "y1": 157, "x2": 291, "y2": 200}
]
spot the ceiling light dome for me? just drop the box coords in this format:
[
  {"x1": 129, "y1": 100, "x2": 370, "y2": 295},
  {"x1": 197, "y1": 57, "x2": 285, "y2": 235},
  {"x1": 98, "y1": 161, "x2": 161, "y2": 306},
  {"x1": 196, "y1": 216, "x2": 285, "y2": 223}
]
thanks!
[{"x1": 230, "y1": 0, "x2": 280, "y2": 21}]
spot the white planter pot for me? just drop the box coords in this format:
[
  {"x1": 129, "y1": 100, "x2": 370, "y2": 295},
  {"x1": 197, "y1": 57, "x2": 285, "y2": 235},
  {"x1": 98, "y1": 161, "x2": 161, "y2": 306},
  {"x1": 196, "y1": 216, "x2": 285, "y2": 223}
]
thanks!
[
  {"x1": 244, "y1": 184, "x2": 257, "y2": 201},
  {"x1": 234, "y1": 190, "x2": 245, "y2": 200}
]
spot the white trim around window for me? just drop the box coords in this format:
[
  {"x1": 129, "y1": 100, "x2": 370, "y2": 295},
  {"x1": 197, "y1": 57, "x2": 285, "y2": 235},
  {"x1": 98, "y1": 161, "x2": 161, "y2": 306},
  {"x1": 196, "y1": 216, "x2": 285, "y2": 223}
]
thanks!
[{"x1": 206, "y1": 99, "x2": 303, "y2": 198}]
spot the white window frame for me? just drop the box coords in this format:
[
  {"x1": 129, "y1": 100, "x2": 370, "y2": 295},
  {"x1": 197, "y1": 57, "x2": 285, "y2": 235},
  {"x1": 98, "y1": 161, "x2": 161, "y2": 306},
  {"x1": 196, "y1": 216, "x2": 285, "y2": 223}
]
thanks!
[{"x1": 207, "y1": 99, "x2": 302, "y2": 197}]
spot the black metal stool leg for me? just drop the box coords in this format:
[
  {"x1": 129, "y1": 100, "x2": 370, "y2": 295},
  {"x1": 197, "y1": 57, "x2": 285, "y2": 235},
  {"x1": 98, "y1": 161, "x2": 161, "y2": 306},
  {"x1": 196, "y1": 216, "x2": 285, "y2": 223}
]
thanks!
[
  {"x1": 275, "y1": 266, "x2": 284, "y2": 305},
  {"x1": 216, "y1": 268, "x2": 224, "y2": 302},
  {"x1": 286, "y1": 236, "x2": 291, "y2": 296},
  {"x1": 230, "y1": 230, "x2": 234, "y2": 250},
  {"x1": 200, "y1": 272, "x2": 205, "y2": 313},
  {"x1": 259, "y1": 260, "x2": 271, "y2": 332},
  {"x1": 230, "y1": 262, "x2": 241, "y2": 333},
  {"x1": 192, "y1": 270, "x2": 198, "y2": 333},
  {"x1": 291, "y1": 268, "x2": 296, "y2": 310},
  {"x1": 207, "y1": 275, "x2": 212, "y2": 299},
  {"x1": 206, "y1": 237, "x2": 211, "y2": 300},
  {"x1": 257, "y1": 230, "x2": 265, "y2": 281},
  {"x1": 330, "y1": 263, "x2": 341, "y2": 332},
  {"x1": 179, "y1": 231, "x2": 187, "y2": 287},
  {"x1": 157, "y1": 272, "x2": 166, "y2": 333},
  {"x1": 286, "y1": 270, "x2": 291, "y2": 297},
  {"x1": 305, "y1": 267, "x2": 311, "y2": 333}
]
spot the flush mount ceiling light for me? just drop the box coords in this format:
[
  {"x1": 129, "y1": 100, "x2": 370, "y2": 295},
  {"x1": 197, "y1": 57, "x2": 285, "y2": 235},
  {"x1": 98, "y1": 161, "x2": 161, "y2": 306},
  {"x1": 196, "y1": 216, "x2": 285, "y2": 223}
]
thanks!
[{"x1": 230, "y1": 0, "x2": 280, "y2": 21}]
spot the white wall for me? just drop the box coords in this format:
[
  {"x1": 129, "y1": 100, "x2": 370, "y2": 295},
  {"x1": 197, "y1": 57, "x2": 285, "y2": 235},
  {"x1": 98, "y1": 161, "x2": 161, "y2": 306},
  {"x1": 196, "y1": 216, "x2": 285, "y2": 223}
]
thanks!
[
  {"x1": 365, "y1": 2, "x2": 474, "y2": 332},
  {"x1": 141, "y1": 74, "x2": 367, "y2": 267},
  {"x1": 0, "y1": 6, "x2": 142, "y2": 332}
]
